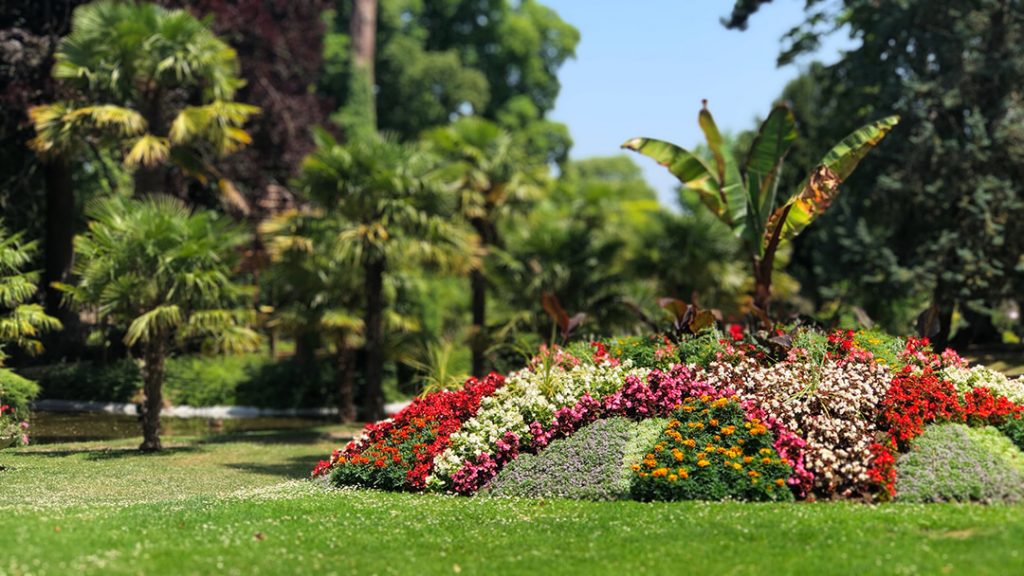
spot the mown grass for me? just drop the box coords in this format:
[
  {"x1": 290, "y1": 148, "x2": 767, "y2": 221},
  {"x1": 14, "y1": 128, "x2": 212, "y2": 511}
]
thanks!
[{"x1": 2, "y1": 427, "x2": 1024, "y2": 575}]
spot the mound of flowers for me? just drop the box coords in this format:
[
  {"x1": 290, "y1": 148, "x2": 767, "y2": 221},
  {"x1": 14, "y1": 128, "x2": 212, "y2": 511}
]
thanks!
[{"x1": 314, "y1": 331, "x2": 1024, "y2": 503}]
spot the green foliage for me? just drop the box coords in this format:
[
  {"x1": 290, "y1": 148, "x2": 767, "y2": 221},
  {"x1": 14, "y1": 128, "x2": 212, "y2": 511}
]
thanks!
[
  {"x1": 0, "y1": 368, "x2": 40, "y2": 420},
  {"x1": 321, "y1": 0, "x2": 578, "y2": 161},
  {"x1": 1000, "y1": 418, "x2": 1024, "y2": 454},
  {"x1": 603, "y1": 336, "x2": 680, "y2": 371},
  {"x1": 675, "y1": 331, "x2": 729, "y2": 368},
  {"x1": 748, "y1": 1, "x2": 1024, "y2": 341},
  {"x1": 630, "y1": 397, "x2": 793, "y2": 502},
  {"x1": 0, "y1": 223, "x2": 61, "y2": 365},
  {"x1": 61, "y1": 196, "x2": 259, "y2": 354},
  {"x1": 30, "y1": 360, "x2": 142, "y2": 404},
  {"x1": 623, "y1": 103, "x2": 897, "y2": 311},
  {"x1": 896, "y1": 423, "x2": 1024, "y2": 503},
  {"x1": 30, "y1": 0, "x2": 257, "y2": 209}
]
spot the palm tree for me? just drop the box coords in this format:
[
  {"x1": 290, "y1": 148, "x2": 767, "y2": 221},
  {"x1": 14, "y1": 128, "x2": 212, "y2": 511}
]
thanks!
[
  {"x1": 0, "y1": 223, "x2": 62, "y2": 366},
  {"x1": 425, "y1": 117, "x2": 543, "y2": 376},
  {"x1": 299, "y1": 131, "x2": 476, "y2": 421},
  {"x1": 260, "y1": 211, "x2": 365, "y2": 423},
  {"x1": 59, "y1": 196, "x2": 260, "y2": 451},
  {"x1": 27, "y1": 1, "x2": 257, "y2": 325}
]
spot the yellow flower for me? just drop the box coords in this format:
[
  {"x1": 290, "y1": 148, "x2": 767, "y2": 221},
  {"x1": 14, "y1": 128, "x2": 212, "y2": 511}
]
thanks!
[
  {"x1": 697, "y1": 459, "x2": 710, "y2": 468},
  {"x1": 775, "y1": 479, "x2": 786, "y2": 487},
  {"x1": 762, "y1": 457, "x2": 772, "y2": 465},
  {"x1": 743, "y1": 456, "x2": 753, "y2": 464},
  {"x1": 732, "y1": 462, "x2": 742, "y2": 471},
  {"x1": 683, "y1": 438, "x2": 696, "y2": 448},
  {"x1": 721, "y1": 426, "x2": 736, "y2": 436},
  {"x1": 760, "y1": 448, "x2": 773, "y2": 456},
  {"x1": 652, "y1": 467, "x2": 669, "y2": 478},
  {"x1": 677, "y1": 468, "x2": 689, "y2": 479},
  {"x1": 668, "y1": 474, "x2": 678, "y2": 482},
  {"x1": 748, "y1": 470, "x2": 760, "y2": 478},
  {"x1": 630, "y1": 464, "x2": 641, "y2": 472},
  {"x1": 708, "y1": 419, "x2": 719, "y2": 427}
]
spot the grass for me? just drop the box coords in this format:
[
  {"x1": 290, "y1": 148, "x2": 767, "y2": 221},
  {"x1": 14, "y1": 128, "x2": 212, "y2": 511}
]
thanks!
[{"x1": 2, "y1": 427, "x2": 1024, "y2": 575}]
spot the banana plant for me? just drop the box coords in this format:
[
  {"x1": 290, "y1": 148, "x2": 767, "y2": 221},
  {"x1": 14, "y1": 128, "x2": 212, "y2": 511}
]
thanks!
[{"x1": 623, "y1": 102, "x2": 898, "y2": 318}]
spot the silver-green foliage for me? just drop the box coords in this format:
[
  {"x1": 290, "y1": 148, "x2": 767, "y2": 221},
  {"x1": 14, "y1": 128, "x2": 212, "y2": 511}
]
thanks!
[
  {"x1": 484, "y1": 418, "x2": 667, "y2": 500},
  {"x1": 896, "y1": 423, "x2": 1024, "y2": 503}
]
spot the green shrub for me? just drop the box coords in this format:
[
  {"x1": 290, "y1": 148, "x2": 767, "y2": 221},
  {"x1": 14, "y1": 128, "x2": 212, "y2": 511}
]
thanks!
[
  {"x1": 28, "y1": 354, "x2": 339, "y2": 408},
  {"x1": 484, "y1": 418, "x2": 667, "y2": 500},
  {"x1": 1001, "y1": 417, "x2": 1024, "y2": 453},
  {"x1": 630, "y1": 396, "x2": 794, "y2": 502},
  {"x1": 675, "y1": 331, "x2": 727, "y2": 367},
  {"x1": 0, "y1": 368, "x2": 40, "y2": 419},
  {"x1": 896, "y1": 423, "x2": 1024, "y2": 503},
  {"x1": 603, "y1": 336, "x2": 680, "y2": 370}
]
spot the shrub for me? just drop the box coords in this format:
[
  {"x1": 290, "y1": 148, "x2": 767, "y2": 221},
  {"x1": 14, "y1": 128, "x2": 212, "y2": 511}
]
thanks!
[
  {"x1": 630, "y1": 396, "x2": 793, "y2": 502},
  {"x1": 895, "y1": 423, "x2": 1024, "y2": 503},
  {"x1": 485, "y1": 418, "x2": 667, "y2": 500},
  {"x1": 1001, "y1": 417, "x2": 1024, "y2": 453},
  {"x1": 0, "y1": 368, "x2": 40, "y2": 447},
  {"x1": 321, "y1": 374, "x2": 503, "y2": 490},
  {"x1": 28, "y1": 360, "x2": 142, "y2": 404}
]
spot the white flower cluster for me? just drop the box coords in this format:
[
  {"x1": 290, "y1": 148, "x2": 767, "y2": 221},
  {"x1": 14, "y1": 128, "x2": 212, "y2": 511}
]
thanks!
[
  {"x1": 701, "y1": 357, "x2": 891, "y2": 497},
  {"x1": 426, "y1": 359, "x2": 648, "y2": 490},
  {"x1": 943, "y1": 365, "x2": 1024, "y2": 404}
]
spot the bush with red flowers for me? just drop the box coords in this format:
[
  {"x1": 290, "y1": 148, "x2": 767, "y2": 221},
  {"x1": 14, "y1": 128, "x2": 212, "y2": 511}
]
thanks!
[{"x1": 317, "y1": 374, "x2": 503, "y2": 490}]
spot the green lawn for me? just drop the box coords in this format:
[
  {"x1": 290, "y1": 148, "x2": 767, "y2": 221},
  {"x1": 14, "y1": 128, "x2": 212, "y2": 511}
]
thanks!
[{"x1": 2, "y1": 428, "x2": 1024, "y2": 575}]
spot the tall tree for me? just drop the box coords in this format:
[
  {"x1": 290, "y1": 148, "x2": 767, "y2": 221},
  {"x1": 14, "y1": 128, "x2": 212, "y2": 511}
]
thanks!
[
  {"x1": 426, "y1": 117, "x2": 544, "y2": 376},
  {"x1": 321, "y1": 0, "x2": 578, "y2": 161},
  {"x1": 0, "y1": 223, "x2": 62, "y2": 367},
  {"x1": 30, "y1": 1, "x2": 258, "y2": 209},
  {"x1": 298, "y1": 132, "x2": 475, "y2": 420},
  {"x1": 728, "y1": 0, "x2": 1024, "y2": 345},
  {"x1": 60, "y1": 196, "x2": 261, "y2": 451}
]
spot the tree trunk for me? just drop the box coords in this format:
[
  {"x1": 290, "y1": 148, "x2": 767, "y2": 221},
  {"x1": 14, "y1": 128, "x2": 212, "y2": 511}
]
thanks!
[
  {"x1": 139, "y1": 339, "x2": 167, "y2": 451},
  {"x1": 336, "y1": 337, "x2": 357, "y2": 423},
  {"x1": 42, "y1": 156, "x2": 79, "y2": 354},
  {"x1": 363, "y1": 257, "x2": 386, "y2": 421},
  {"x1": 133, "y1": 92, "x2": 166, "y2": 197},
  {"x1": 350, "y1": 0, "x2": 377, "y2": 86}
]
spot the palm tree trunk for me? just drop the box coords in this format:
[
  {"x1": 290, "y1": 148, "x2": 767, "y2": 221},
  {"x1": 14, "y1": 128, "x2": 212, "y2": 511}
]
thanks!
[
  {"x1": 363, "y1": 256, "x2": 385, "y2": 421},
  {"x1": 139, "y1": 339, "x2": 167, "y2": 451},
  {"x1": 336, "y1": 336, "x2": 357, "y2": 423},
  {"x1": 134, "y1": 92, "x2": 166, "y2": 197},
  {"x1": 342, "y1": 0, "x2": 378, "y2": 137},
  {"x1": 350, "y1": 0, "x2": 377, "y2": 86},
  {"x1": 470, "y1": 268, "x2": 487, "y2": 377}
]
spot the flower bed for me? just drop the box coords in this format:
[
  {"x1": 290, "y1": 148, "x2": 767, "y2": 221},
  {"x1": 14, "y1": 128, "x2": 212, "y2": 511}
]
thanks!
[{"x1": 314, "y1": 329, "x2": 1024, "y2": 503}]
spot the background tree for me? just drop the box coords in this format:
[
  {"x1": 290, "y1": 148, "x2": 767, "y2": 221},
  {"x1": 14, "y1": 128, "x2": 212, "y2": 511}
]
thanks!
[
  {"x1": 426, "y1": 117, "x2": 544, "y2": 376},
  {"x1": 59, "y1": 196, "x2": 261, "y2": 450},
  {"x1": 159, "y1": 0, "x2": 332, "y2": 216},
  {"x1": 298, "y1": 132, "x2": 476, "y2": 420},
  {"x1": 321, "y1": 0, "x2": 578, "y2": 162},
  {"x1": 30, "y1": 1, "x2": 258, "y2": 208},
  {"x1": 727, "y1": 0, "x2": 1024, "y2": 346},
  {"x1": 0, "y1": 223, "x2": 62, "y2": 367}
]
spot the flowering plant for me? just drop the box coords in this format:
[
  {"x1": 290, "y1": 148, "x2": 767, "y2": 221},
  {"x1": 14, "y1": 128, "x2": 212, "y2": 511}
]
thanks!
[
  {"x1": 316, "y1": 374, "x2": 503, "y2": 490},
  {"x1": 630, "y1": 395, "x2": 793, "y2": 502},
  {"x1": 428, "y1": 350, "x2": 648, "y2": 492},
  {"x1": 0, "y1": 370, "x2": 38, "y2": 448}
]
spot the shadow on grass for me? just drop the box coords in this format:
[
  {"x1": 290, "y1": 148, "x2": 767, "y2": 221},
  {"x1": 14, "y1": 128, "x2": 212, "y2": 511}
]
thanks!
[
  {"x1": 7, "y1": 445, "x2": 201, "y2": 460},
  {"x1": 197, "y1": 428, "x2": 333, "y2": 446},
  {"x1": 222, "y1": 454, "x2": 323, "y2": 480}
]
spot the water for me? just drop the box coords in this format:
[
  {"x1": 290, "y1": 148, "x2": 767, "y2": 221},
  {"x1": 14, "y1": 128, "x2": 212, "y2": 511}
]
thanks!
[{"x1": 29, "y1": 412, "x2": 331, "y2": 444}]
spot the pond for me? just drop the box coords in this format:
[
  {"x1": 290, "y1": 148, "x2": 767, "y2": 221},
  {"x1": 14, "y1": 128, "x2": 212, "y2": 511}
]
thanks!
[{"x1": 28, "y1": 411, "x2": 332, "y2": 444}]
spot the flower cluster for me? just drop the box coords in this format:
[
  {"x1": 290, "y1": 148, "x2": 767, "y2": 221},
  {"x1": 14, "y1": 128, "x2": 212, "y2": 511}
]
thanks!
[
  {"x1": 426, "y1": 354, "x2": 648, "y2": 491},
  {"x1": 701, "y1": 354, "x2": 891, "y2": 498},
  {"x1": 944, "y1": 365, "x2": 1024, "y2": 405},
  {"x1": 869, "y1": 365, "x2": 1024, "y2": 497},
  {"x1": 630, "y1": 395, "x2": 793, "y2": 502},
  {"x1": 317, "y1": 374, "x2": 503, "y2": 490}
]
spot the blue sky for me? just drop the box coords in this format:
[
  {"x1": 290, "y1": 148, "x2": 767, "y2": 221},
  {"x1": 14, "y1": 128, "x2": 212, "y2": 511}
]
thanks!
[{"x1": 545, "y1": 1, "x2": 854, "y2": 205}]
